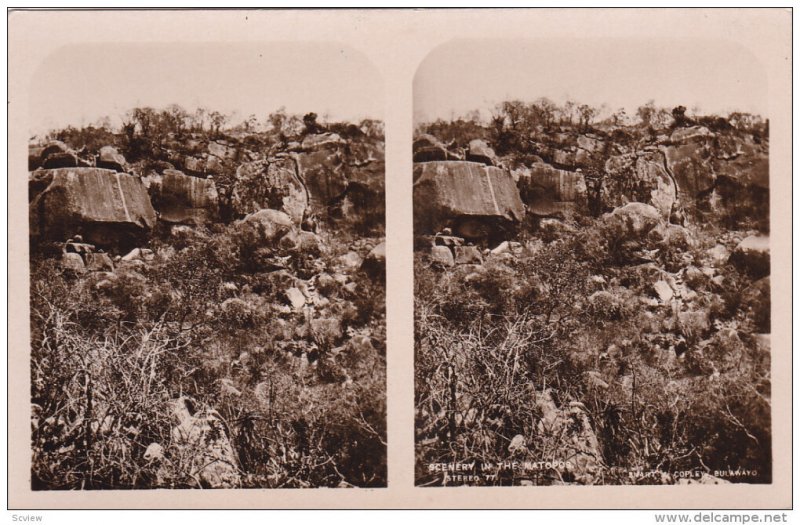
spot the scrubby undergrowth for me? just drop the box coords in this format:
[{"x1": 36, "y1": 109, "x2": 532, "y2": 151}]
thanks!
[
  {"x1": 415, "y1": 218, "x2": 770, "y2": 486},
  {"x1": 30, "y1": 109, "x2": 386, "y2": 489}
]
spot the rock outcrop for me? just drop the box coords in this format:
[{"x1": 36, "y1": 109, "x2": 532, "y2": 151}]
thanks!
[
  {"x1": 663, "y1": 129, "x2": 768, "y2": 229},
  {"x1": 413, "y1": 134, "x2": 463, "y2": 163},
  {"x1": 29, "y1": 168, "x2": 157, "y2": 247},
  {"x1": 296, "y1": 136, "x2": 386, "y2": 231},
  {"x1": 96, "y1": 146, "x2": 127, "y2": 172},
  {"x1": 413, "y1": 161, "x2": 525, "y2": 240},
  {"x1": 518, "y1": 162, "x2": 587, "y2": 217},
  {"x1": 663, "y1": 142, "x2": 716, "y2": 203},
  {"x1": 297, "y1": 147, "x2": 349, "y2": 211},
  {"x1": 151, "y1": 169, "x2": 219, "y2": 225},
  {"x1": 329, "y1": 143, "x2": 386, "y2": 231},
  {"x1": 603, "y1": 152, "x2": 677, "y2": 220},
  {"x1": 466, "y1": 139, "x2": 499, "y2": 166},
  {"x1": 232, "y1": 157, "x2": 309, "y2": 223}
]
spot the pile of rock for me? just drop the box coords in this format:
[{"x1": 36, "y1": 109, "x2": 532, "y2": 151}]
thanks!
[
  {"x1": 59, "y1": 236, "x2": 115, "y2": 274},
  {"x1": 29, "y1": 128, "x2": 386, "y2": 250},
  {"x1": 423, "y1": 231, "x2": 483, "y2": 268}
]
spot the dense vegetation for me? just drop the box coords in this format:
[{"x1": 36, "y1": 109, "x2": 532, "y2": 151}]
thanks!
[
  {"x1": 414, "y1": 100, "x2": 770, "y2": 486},
  {"x1": 30, "y1": 106, "x2": 387, "y2": 489}
]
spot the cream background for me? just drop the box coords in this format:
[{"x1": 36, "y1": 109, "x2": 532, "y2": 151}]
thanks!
[{"x1": 8, "y1": 8, "x2": 792, "y2": 509}]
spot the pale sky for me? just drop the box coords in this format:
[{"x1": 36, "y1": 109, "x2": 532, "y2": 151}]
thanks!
[
  {"x1": 29, "y1": 42, "x2": 383, "y2": 136},
  {"x1": 414, "y1": 39, "x2": 768, "y2": 124}
]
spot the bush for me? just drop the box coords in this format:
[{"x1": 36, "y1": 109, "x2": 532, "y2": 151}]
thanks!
[
  {"x1": 415, "y1": 226, "x2": 771, "y2": 485},
  {"x1": 31, "y1": 306, "x2": 190, "y2": 489}
]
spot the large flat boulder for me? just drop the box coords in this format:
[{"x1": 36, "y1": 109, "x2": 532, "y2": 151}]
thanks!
[
  {"x1": 413, "y1": 161, "x2": 525, "y2": 237},
  {"x1": 29, "y1": 168, "x2": 156, "y2": 247},
  {"x1": 154, "y1": 169, "x2": 219, "y2": 225}
]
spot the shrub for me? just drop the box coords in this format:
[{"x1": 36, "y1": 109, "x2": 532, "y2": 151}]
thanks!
[
  {"x1": 31, "y1": 306, "x2": 191, "y2": 489},
  {"x1": 415, "y1": 223, "x2": 771, "y2": 485}
]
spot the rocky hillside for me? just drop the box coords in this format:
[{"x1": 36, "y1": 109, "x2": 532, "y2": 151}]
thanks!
[
  {"x1": 29, "y1": 109, "x2": 386, "y2": 489},
  {"x1": 414, "y1": 104, "x2": 770, "y2": 486}
]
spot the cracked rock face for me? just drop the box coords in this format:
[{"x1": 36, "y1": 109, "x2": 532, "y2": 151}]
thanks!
[
  {"x1": 517, "y1": 162, "x2": 587, "y2": 217},
  {"x1": 29, "y1": 167, "x2": 157, "y2": 248},
  {"x1": 413, "y1": 161, "x2": 525, "y2": 238},
  {"x1": 603, "y1": 152, "x2": 677, "y2": 220},
  {"x1": 151, "y1": 169, "x2": 219, "y2": 225},
  {"x1": 298, "y1": 137, "x2": 385, "y2": 230},
  {"x1": 232, "y1": 157, "x2": 309, "y2": 223}
]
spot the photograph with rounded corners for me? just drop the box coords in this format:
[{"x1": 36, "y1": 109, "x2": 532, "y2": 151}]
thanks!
[
  {"x1": 28, "y1": 42, "x2": 387, "y2": 490},
  {"x1": 413, "y1": 38, "x2": 771, "y2": 487}
]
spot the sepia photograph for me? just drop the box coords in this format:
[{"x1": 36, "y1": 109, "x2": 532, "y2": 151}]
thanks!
[
  {"x1": 414, "y1": 39, "x2": 773, "y2": 486},
  {"x1": 8, "y1": 7, "x2": 791, "y2": 512},
  {"x1": 27, "y1": 42, "x2": 387, "y2": 489}
]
